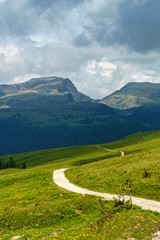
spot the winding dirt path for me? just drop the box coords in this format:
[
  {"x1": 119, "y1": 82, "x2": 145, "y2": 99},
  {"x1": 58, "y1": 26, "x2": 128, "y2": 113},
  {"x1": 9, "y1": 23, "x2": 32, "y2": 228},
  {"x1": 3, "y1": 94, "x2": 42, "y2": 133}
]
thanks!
[{"x1": 53, "y1": 168, "x2": 160, "y2": 213}]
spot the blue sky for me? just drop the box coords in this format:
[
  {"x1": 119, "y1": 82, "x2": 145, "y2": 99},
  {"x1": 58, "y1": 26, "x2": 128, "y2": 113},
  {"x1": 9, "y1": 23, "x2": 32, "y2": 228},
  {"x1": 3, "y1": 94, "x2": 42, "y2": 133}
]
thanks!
[{"x1": 0, "y1": 0, "x2": 160, "y2": 98}]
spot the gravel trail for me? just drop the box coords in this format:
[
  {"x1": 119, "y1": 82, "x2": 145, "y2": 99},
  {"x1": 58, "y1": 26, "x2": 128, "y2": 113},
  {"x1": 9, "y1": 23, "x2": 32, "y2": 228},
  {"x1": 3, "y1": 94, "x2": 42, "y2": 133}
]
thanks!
[{"x1": 53, "y1": 168, "x2": 160, "y2": 213}]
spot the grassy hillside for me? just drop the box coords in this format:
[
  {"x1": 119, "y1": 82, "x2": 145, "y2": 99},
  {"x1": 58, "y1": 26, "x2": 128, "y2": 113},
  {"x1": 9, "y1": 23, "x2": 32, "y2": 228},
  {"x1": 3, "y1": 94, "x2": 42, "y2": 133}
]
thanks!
[
  {"x1": 100, "y1": 82, "x2": 160, "y2": 131},
  {"x1": 67, "y1": 130, "x2": 160, "y2": 200},
  {"x1": 101, "y1": 82, "x2": 160, "y2": 109},
  {"x1": 1, "y1": 130, "x2": 160, "y2": 239}
]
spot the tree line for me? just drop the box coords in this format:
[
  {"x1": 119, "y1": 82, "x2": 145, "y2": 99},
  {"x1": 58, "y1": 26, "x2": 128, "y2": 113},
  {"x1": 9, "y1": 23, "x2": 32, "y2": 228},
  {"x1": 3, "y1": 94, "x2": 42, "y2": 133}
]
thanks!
[{"x1": 0, "y1": 156, "x2": 26, "y2": 170}]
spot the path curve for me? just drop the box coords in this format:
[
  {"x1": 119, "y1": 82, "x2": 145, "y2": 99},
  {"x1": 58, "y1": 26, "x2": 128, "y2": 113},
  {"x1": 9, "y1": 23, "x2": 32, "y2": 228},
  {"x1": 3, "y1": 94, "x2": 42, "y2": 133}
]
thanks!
[
  {"x1": 53, "y1": 169, "x2": 160, "y2": 213},
  {"x1": 94, "y1": 145, "x2": 125, "y2": 156}
]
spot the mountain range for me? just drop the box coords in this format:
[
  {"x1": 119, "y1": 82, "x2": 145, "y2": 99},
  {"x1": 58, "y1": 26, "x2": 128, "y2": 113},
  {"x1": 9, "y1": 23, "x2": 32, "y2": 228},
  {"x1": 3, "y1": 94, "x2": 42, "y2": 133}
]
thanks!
[{"x1": 0, "y1": 77, "x2": 159, "y2": 155}]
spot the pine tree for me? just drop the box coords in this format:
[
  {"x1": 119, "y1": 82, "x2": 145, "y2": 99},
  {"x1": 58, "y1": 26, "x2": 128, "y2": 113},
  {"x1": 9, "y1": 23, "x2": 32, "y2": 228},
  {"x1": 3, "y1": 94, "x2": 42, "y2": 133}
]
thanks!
[
  {"x1": 9, "y1": 156, "x2": 16, "y2": 168},
  {"x1": 22, "y1": 162, "x2": 26, "y2": 169},
  {"x1": 5, "y1": 162, "x2": 9, "y2": 169}
]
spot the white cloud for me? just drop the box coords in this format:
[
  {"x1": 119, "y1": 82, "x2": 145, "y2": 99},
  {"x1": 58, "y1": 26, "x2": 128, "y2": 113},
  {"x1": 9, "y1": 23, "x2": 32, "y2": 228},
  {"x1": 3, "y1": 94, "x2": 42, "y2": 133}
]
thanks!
[
  {"x1": 85, "y1": 58, "x2": 117, "y2": 78},
  {"x1": 85, "y1": 60, "x2": 97, "y2": 75},
  {"x1": 0, "y1": 44, "x2": 19, "y2": 64}
]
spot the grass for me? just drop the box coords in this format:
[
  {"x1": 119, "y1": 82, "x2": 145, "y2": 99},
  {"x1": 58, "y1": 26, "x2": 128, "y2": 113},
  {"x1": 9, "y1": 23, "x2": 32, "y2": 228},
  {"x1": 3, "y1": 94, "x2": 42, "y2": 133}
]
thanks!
[
  {"x1": 1, "y1": 130, "x2": 160, "y2": 239},
  {"x1": 66, "y1": 130, "x2": 160, "y2": 201},
  {"x1": 66, "y1": 147, "x2": 160, "y2": 200},
  {"x1": 101, "y1": 94, "x2": 140, "y2": 109}
]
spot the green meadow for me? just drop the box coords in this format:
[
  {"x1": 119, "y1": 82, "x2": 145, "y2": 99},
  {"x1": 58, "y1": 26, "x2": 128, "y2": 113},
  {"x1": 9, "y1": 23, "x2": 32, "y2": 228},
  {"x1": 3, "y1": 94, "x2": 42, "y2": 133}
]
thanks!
[
  {"x1": 1, "y1": 130, "x2": 160, "y2": 239},
  {"x1": 67, "y1": 130, "x2": 160, "y2": 200}
]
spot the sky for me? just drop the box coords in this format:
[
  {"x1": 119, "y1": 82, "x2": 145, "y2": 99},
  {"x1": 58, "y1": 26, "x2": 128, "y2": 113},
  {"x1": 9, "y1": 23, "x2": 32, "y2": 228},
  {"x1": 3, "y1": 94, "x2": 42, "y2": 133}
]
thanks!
[{"x1": 0, "y1": 0, "x2": 160, "y2": 99}]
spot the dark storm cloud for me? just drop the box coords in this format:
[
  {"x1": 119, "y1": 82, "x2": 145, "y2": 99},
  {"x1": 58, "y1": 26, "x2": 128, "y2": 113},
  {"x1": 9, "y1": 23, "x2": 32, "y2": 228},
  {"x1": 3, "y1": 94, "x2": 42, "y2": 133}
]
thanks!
[
  {"x1": 73, "y1": 33, "x2": 91, "y2": 47},
  {"x1": 74, "y1": 0, "x2": 160, "y2": 52},
  {"x1": 118, "y1": 0, "x2": 160, "y2": 51}
]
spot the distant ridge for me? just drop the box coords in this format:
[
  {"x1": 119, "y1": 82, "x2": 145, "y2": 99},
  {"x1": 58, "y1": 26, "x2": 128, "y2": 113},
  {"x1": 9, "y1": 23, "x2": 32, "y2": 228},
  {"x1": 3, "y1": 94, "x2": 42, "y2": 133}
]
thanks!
[
  {"x1": 0, "y1": 76, "x2": 93, "y2": 102},
  {"x1": 101, "y1": 82, "x2": 160, "y2": 109},
  {"x1": 100, "y1": 81, "x2": 160, "y2": 130}
]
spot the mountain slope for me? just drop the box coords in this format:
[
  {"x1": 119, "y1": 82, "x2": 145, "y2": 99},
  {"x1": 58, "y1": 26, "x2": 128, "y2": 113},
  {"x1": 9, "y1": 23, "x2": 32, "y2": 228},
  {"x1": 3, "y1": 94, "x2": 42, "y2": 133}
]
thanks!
[
  {"x1": 0, "y1": 101, "x2": 145, "y2": 155},
  {"x1": 100, "y1": 82, "x2": 160, "y2": 129},
  {"x1": 101, "y1": 82, "x2": 160, "y2": 109},
  {"x1": 0, "y1": 76, "x2": 93, "y2": 104},
  {"x1": 0, "y1": 77, "x2": 146, "y2": 155}
]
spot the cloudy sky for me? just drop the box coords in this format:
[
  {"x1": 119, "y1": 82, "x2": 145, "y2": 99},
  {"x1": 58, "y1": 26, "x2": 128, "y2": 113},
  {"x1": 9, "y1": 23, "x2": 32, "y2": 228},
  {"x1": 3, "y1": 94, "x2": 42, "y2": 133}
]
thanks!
[{"x1": 0, "y1": 0, "x2": 160, "y2": 98}]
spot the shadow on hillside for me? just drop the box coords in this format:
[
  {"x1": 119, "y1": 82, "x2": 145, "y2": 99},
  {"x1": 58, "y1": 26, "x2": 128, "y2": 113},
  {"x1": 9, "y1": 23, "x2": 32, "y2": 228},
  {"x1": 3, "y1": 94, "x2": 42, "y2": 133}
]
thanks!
[{"x1": 73, "y1": 153, "x2": 118, "y2": 166}]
